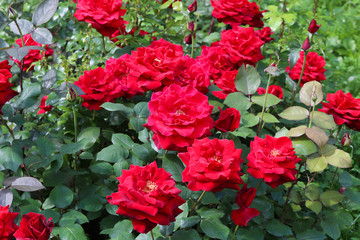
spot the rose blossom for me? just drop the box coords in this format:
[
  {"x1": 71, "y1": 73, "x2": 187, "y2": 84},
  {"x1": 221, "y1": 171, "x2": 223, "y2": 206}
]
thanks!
[
  {"x1": 214, "y1": 107, "x2": 241, "y2": 132},
  {"x1": 218, "y1": 27, "x2": 265, "y2": 67},
  {"x1": 0, "y1": 60, "x2": 18, "y2": 114},
  {"x1": 74, "y1": 0, "x2": 127, "y2": 37},
  {"x1": 247, "y1": 135, "x2": 302, "y2": 189},
  {"x1": 212, "y1": 70, "x2": 238, "y2": 99},
  {"x1": 319, "y1": 90, "x2": 360, "y2": 131},
  {"x1": 13, "y1": 34, "x2": 53, "y2": 71},
  {"x1": 308, "y1": 19, "x2": 321, "y2": 34},
  {"x1": 74, "y1": 67, "x2": 123, "y2": 110},
  {"x1": 107, "y1": 162, "x2": 185, "y2": 233},
  {"x1": 255, "y1": 27, "x2": 274, "y2": 43},
  {"x1": 231, "y1": 184, "x2": 260, "y2": 227},
  {"x1": 144, "y1": 84, "x2": 213, "y2": 152},
  {"x1": 188, "y1": 0, "x2": 197, "y2": 12},
  {"x1": 285, "y1": 51, "x2": 326, "y2": 86},
  {"x1": 257, "y1": 85, "x2": 283, "y2": 99},
  {"x1": 179, "y1": 138, "x2": 244, "y2": 192},
  {"x1": 0, "y1": 205, "x2": 19, "y2": 240},
  {"x1": 37, "y1": 96, "x2": 53, "y2": 115},
  {"x1": 126, "y1": 39, "x2": 185, "y2": 92},
  {"x1": 13, "y1": 212, "x2": 54, "y2": 240},
  {"x1": 211, "y1": 0, "x2": 265, "y2": 28}
]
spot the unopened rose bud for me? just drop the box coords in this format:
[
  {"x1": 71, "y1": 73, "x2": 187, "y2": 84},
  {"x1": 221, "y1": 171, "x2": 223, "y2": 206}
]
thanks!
[
  {"x1": 302, "y1": 37, "x2": 311, "y2": 51},
  {"x1": 185, "y1": 34, "x2": 192, "y2": 44},
  {"x1": 188, "y1": 0, "x2": 197, "y2": 12},
  {"x1": 308, "y1": 19, "x2": 321, "y2": 34},
  {"x1": 66, "y1": 87, "x2": 77, "y2": 102},
  {"x1": 341, "y1": 133, "x2": 351, "y2": 147},
  {"x1": 339, "y1": 187, "x2": 346, "y2": 194},
  {"x1": 8, "y1": 8, "x2": 18, "y2": 20},
  {"x1": 188, "y1": 21, "x2": 195, "y2": 32}
]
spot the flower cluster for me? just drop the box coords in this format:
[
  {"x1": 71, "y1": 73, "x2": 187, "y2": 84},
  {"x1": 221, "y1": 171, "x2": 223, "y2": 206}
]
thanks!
[
  {"x1": 0, "y1": 60, "x2": 18, "y2": 114},
  {"x1": 107, "y1": 162, "x2": 185, "y2": 233}
]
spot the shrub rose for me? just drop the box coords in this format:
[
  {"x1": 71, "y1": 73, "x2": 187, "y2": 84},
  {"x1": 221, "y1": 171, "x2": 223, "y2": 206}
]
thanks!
[
  {"x1": 211, "y1": 0, "x2": 265, "y2": 28},
  {"x1": 37, "y1": 96, "x2": 53, "y2": 115},
  {"x1": 257, "y1": 85, "x2": 283, "y2": 99},
  {"x1": 285, "y1": 51, "x2": 326, "y2": 86},
  {"x1": 13, "y1": 34, "x2": 53, "y2": 71},
  {"x1": 218, "y1": 27, "x2": 265, "y2": 67},
  {"x1": 212, "y1": 70, "x2": 238, "y2": 99},
  {"x1": 247, "y1": 135, "x2": 302, "y2": 189},
  {"x1": 13, "y1": 212, "x2": 54, "y2": 240},
  {"x1": 308, "y1": 19, "x2": 321, "y2": 33},
  {"x1": 231, "y1": 184, "x2": 260, "y2": 227},
  {"x1": 107, "y1": 162, "x2": 185, "y2": 233},
  {"x1": 0, "y1": 60, "x2": 18, "y2": 114},
  {"x1": 0, "y1": 205, "x2": 19, "y2": 240},
  {"x1": 255, "y1": 27, "x2": 274, "y2": 43},
  {"x1": 74, "y1": 67, "x2": 123, "y2": 110},
  {"x1": 127, "y1": 39, "x2": 185, "y2": 92},
  {"x1": 74, "y1": 0, "x2": 127, "y2": 37},
  {"x1": 144, "y1": 84, "x2": 213, "y2": 152},
  {"x1": 319, "y1": 90, "x2": 360, "y2": 131},
  {"x1": 179, "y1": 138, "x2": 244, "y2": 192},
  {"x1": 214, "y1": 107, "x2": 241, "y2": 132}
]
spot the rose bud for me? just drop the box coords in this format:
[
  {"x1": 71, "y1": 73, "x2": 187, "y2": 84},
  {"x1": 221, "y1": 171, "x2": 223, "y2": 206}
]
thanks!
[
  {"x1": 302, "y1": 37, "x2": 311, "y2": 51},
  {"x1": 341, "y1": 133, "x2": 351, "y2": 147},
  {"x1": 188, "y1": 0, "x2": 197, "y2": 12},
  {"x1": 308, "y1": 19, "x2": 321, "y2": 33},
  {"x1": 214, "y1": 107, "x2": 241, "y2": 132},
  {"x1": 185, "y1": 34, "x2": 192, "y2": 44},
  {"x1": 66, "y1": 87, "x2": 77, "y2": 102},
  {"x1": 188, "y1": 21, "x2": 195, "y2": 32},
  {"x1": 339, "y1": 187, "x2": 346, "y2": 194}
]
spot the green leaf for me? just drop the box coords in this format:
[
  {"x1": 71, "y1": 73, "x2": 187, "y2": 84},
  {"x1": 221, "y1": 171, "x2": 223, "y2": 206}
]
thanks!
[
  {"x1": 9, "y1": 19, "x2": 34, "y2": 35},
  {"x1": 307, "y1": 156, "x2": 327, "y2": 172},
  {"x1": 279, "y1": 106, "x2": 309, "y2": 120},
  {"x1": 200, "y1": 217, "x2": 230, "y2": 240},
  {"x1": 36, "y1": 137, "x2": 55, "y2": 156},
  {"x1": 112, "y1": 133, "x2": 134, "y2": 148},
  {"x1": 289, "y1": 49, "x2": 300, "y2": 69},
  {"x1": 77, "y1": 195, "x2": 103, "y2": 212},
  {"x1": 241, "y1": 112, "x2": 260, "y2": 127},
  {"x1": 224, "y1": 92, "x2": 251, "y2": 111},
  {"x1": 59, "y1": 210, "x2": 89, "y2": 227},
  {"x1": 60, "y1": 139, "x2": 88, "y2": 154},
  {"x1": 344, "y1": 189, "x2": 360, "y2": 206},
  {"x1": 163, "y1": 154, "x2": 184, "y2": 182},
  {"x1": 49, "y1": 185, "x2": 74, "y2": 208},
  {"x1": 96, "y1": 145, "x2": 129, "y2": 163},
  {"x1": 252, "y1": 94, "x2": 281, "y2": 107},
  {"x1": 320, "y1": 190, "x2": 344, "y2": 207},
  {"x1": 257, "y1": 112, "x2": 279, "y2": 123},
  {"x1": 305, "y1": 184, "x2": 321, "y2": 200},
  {"x1": 160, "y1": 0, "x2": 174, "y2": 9},
  {"x1": 287, "y1": 125, "x2": 307, "y2": 137},
  {"x1": 109, "y1": 220, "x2": 134, "y2": 239},
  {"x1": 42, "y1": 69, "x2": 57, "y2": 89},
  {"x1": 296, "y1": 230, "x2": 326, "y2": 240},
  {"x1": 179, "y1": 216, "x2": 200, "y2": 229},
  {"x1": 292, "y1": 138, "x2": 317, "y2": 156},
  {"x1": 32, "y1": 0, "x2": 59, "y2": 26},
  {"x1": 0, "y1": 145, "x2": 23, "y2": 172},
  {"x1": 305, "y1": 200, "x2": 322, "y2": 214},
  {"x1": 198, "y1": 209, "x2": 225, "y2": 219},
  {"x1": 89, "y1": 162, "x2": 113, "y2": 175},
  {"x1": 134, "y1": 102, "x2": 150, "y2": 118},
  {"x1": 159, "y1": 223, "x2": 174, "y2": 237},
  {"x1": 264, "y1": 219, "x2": 292, "y2": 237},
  {"x1": 101, "y1": 102, "x2": 134, "y2": 117},
  {"x1": 6, "y1": 46, "x2": 29, "y2": 61},
  {"x1": 312, "y1": 111, "x2": 336, "y2": 129},
  {"x1": 321, "y1": 217, "x2": 340, "y2": 240},
  {"x1": 0, "y1": 189, "x2": 13, "y2": 207},
  {"x1": 172, "y1": 1, "x2": 183, "y2": 11},
  {"x1": 203, "y1": 32, "x2": 221, "y2": 44},
  {"x1": 52, "y1": 224, "x2": 88, "y2": 240},
  {"x1": 299, "y1": 81, "x2": 323, "y2": 107},
  {"x1": 324, "y1": 149, "x2": 352, "y2": 168},
  {"x1": 8, "y1": 176, "x2": 45, "y2": 192},
  {"x1": 15, "y1": 82, "x2": 41, "y2": 109},
  {"x1": 77, "y1": 127, "x2": 100, "y2": 149},
  {"x1": 172, "y1": 230, "x2": 201, "y2": 240},
  {"x1": 339, "y1": 171, "x2": 352, "y2": 188},
  {"x1": 234, "y1": 65, "x2": 261, "y2": 95},
  {"x1": 305, "y1": 126, "x2": 328, "y2": 149},
  {"x1": 31, "y1": 27, "x2": 53, "y2": 44}
]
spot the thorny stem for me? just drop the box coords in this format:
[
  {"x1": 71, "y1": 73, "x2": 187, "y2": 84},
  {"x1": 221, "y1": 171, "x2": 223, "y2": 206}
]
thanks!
[
  {"x1": 12, "y1": 17, "x2": 26, "y2": 92},
  {"x1": 257, "y1": 74, "x2": 272, "y2": 136},
  {"x1": 330, "y1": 167, "x2": 339, "y2": 189},
  {"x1": 72, "y1": 106, "x2": 78, "y2": 170},
  {"x1": 291, "y1": 51, "x2": 308, "y2": 104},
  {"x1": 0, "y1": 115, "x2": 15, "y2": 140},
  {"x1": 190, "y1": 191, "x2": 206, "y2": 215},
  {"x1": 230, "y1": 225, "x2": 239, "y2": 240}
]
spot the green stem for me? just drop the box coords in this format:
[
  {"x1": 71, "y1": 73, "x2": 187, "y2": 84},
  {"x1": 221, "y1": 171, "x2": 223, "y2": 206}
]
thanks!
[
  {"x1": 257, "y1": 74, "x2": 272, "y2": 135},
  {"x1": 190, "y1": 33, "x2": 195, "y2": 58},
  {"x1": 102, "y1": 36, "x2": 106, "y2": 56},
  {"x1": 308, "y1": 104, "x2": 316, "y2": 128},
  {"x1": 190, "y1": 191, "x2": 206, "y2": 215},
  {"x1": 291, "y1": 51, "x2": 307, "y2": 104},
  {"x1": 150, "y1": 230, "x2": 154, "y2": 240},
  {"x1": 230, "y1": 225, "x2": 239, "y2": 240},
  {"x1": 255, "y1": 179, "x2": 264, "y2": 190},
  {"x1": 330, "y1": 167, "x2": 339, "y2": 189},
  {"x1": 0, "y1": 115, "x2": 15, "y2": 140},
  {"x1": 13, "y1": 18, "x2": 25, "y2": 46},
  {"x1": 72, "y1": 106, "x2": 78, "y2": 142}
]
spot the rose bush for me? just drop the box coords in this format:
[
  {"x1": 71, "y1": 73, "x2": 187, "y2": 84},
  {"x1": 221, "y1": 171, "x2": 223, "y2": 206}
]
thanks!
[
  {"x1": 0, "y1": 205, "x2": 18, "y2": 240},
  {"x1": 13, "y1": 213, "x2": 54, "y2": 240}
]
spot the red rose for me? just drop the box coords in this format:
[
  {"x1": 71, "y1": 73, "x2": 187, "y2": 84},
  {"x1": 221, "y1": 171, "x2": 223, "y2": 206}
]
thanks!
[
  {"x1": 218, "y1": 27, "x2": 265, "y2": 67},
  {"x1": 255, "y1": 27, "x2": 274, "y2": 43},
  {"x1": 105, "y1": 54, "x2": 142, "y2": 98},
  {"x1": 196, "y1": 46, "x2": 235, "y2": 81},
  {"x1": 13, "y1": 212, "x2": 54, "y2": 240},
  {"x1": 0, "y1": 60, "x2": 18, "y2": 114},
  {"x1": 178, "y1": 56, "x2": 210, "y2": 94},
  {"x1": 144, "y1": 84, "x2": 213, "y2": 152},
  {"x1": 0, "y1": 205, "x2": 19, "y2": 240},
  {"x1": 231, "y1": 184, "x2": 260, "y2": 227},
  {"x1": 302, "y1": 37, "x2": 311, "y2": 51},
  {"x1": 107, "y1": 162, "x2": 185, "y2": 233},
  {"x1": 257, "y1": 85, "x2": 283, "y2": 99},
  {"x1": 285, "y1": 51, "x2": 326, "y2": 86},
  {"x1": 179, "y1": 138, "x2": 244, "y2": 192},
  {"x1": 74, "y1": 0, "x2": 127, "y2": 37},
  {"x1": 308, "y1": 19, "x2": 321, "y2": 34},
  {"x1": 13, "y1": 34, "x2": 53, "y2": 71},
  {"x1": 212, "y1": 70, "x2": 238, "y2": 99},
  {"x1": 214, "y1": 107, "x2": 241, "y2": 132},
  {"x1": 319, "y1": 90, "x2": 360, "y2": 131},
  {"x1": 37, "y1": 96, "x2": 53, "y2": 115},
  {"x1": 341, "y1": 133, "x2": 351, "y2": 147},
  {"x1": 247, "y1": 135, "x2": 301, "y2": 189},
  {"x1": 126, "y1": 39, "x2": 185, "y2": 92},
  {"x1": 74, "y1": 67, "x2": 123, "y2": 110},
  {"x1": 188, "y1": 0, "x2": 197, "y2": 12},
  {"x1": 211, "y1": 0, "x2": 265, "y2": 28}
]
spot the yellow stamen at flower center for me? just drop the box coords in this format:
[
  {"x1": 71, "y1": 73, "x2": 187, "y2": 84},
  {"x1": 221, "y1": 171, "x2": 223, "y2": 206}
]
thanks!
[
  {"x1": 154, "y1": 58, "x2": 162, "y2": 63},
  {"x1": 212, "y1": 155, "x2": 222, "y2": 163},
  {"x1": 176, "y1": 109, "x2": 185, "y2": 115},
  {"x1": 143, "y1": 181, "x2": 158, "y2": 193},
  {"x1": 270, "y1": 148, "x2": 280, "y2": 157}
]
